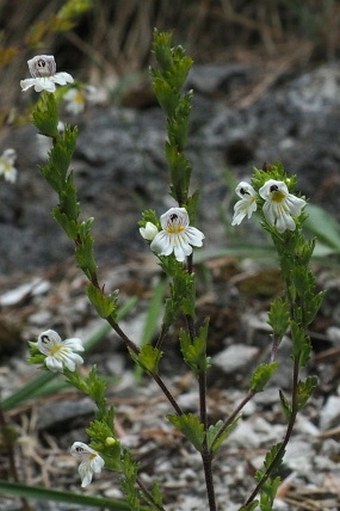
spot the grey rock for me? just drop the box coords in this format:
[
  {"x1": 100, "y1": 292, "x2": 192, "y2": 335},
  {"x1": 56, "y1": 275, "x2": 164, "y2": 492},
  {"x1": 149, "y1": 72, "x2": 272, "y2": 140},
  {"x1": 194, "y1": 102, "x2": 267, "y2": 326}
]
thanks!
[
  {"x1": 319, "y1": 395, "x2": 340, "y2": 430},
  {"x1": 212, "y1": 343, "x2": 259, "y2": 375},
  {"x1": 37, "y1": 397, "x2": 96, "y2": 430}
]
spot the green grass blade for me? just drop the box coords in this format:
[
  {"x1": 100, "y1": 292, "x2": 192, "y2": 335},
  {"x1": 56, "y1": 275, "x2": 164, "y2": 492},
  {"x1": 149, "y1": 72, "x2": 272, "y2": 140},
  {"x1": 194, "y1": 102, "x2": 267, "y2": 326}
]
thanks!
[
  {"x1": 135, "y1": 277, "x2": 167, "y2": 379},
  {"x1": 304, "y1": 204, "x2": 340, "y2": 252},
  {"x1": 0, "y1": 479, "x2": 141, "y2": 510}
]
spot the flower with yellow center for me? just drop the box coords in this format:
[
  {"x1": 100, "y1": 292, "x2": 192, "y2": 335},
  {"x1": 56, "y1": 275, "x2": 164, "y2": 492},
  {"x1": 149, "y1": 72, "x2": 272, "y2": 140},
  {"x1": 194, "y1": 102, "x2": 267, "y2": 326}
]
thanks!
[
  {"x1": 20, "y1": 55, "x2": 74, "y2": 93},
  {"x1": 149, "y1": 207, "x2": 205, "y2": 262},
  {"x1": 259, "y1": 179, "x2": 306, "y2": 233},
  {"x1": 37, "y1": 329, "x2": 84, "y2": 373},
  {"x1": 70, "y1": 442, "x2": 105, "y2": 487},
  {"x1": 0, "y1": 149, "x2": 17, "y2": 183},
  {"x1": 231, "y1": 181, "x2": 258, "y2": 226}
]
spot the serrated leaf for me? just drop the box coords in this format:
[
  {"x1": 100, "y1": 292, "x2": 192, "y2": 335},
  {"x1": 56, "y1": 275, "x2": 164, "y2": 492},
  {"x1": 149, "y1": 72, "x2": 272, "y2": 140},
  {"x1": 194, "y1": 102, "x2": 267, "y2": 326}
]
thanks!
[
  {"x1": 256, "y1": 443, "x2": 284, "y2": 480},
  {"x1": 279, "y1": 390, "x2": 291, "y2": 420},
  {"x1": 290, "y1": 320, "x2": 311, "y2": 366},
  {"x1": 167, "y1": 413, "x2": 204, "y2": 451},
  {"x1": 27, "y1": 341, "x2": 46, "y2": 365},
  {"x1": 161, "y1": 259, "x2": 196, "y2": 319},
  {"x1": 296, "y1": 376, "x2": 318, "y2": 411},
  {"x1": 52, "y1": 208, "x2": 79, "y2": 239},
  {"x1": 32, "y1": 92, "x2": 59, "y2": 138},
  {"x1": 180, "y1": 318, "x2": 210, "y2": 374},
  {"x1": 207, "y1": 418, "x2": 239, "y2": 454},
  {"x1": 86, "y1": 283, "x2": 118, "y2": 319},
  {"x1": 75, "y1": 235, "x2": 97, "y2": 279},
  {"x1": 250, "y1": 362, "x2": 278, "y2": 393},
  {"x1": 134, "y1": 345, "x2": 163, "y2": 375},
  {"x1": 259, "y1": 475, "x2": 281, "y2": 511},
  {"x1": 267, "y1": 298, "x2": 289, "y2": 337},
  {"x1": 74, "y1": 219, "x2": 97, "y2": 279}
]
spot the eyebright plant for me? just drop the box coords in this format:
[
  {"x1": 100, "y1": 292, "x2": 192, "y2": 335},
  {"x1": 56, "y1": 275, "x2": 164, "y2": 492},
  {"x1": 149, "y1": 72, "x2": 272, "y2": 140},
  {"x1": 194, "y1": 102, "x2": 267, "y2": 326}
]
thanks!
[{"x1": 22, "y1": 31, "x2": 322, "y2": 511}]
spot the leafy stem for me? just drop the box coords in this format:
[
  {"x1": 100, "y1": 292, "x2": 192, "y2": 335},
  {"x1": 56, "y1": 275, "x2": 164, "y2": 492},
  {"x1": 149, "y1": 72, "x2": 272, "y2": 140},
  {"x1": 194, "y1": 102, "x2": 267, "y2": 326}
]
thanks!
[{"x1": 243, "y1": 358, "x2": 299, "y2": 507}]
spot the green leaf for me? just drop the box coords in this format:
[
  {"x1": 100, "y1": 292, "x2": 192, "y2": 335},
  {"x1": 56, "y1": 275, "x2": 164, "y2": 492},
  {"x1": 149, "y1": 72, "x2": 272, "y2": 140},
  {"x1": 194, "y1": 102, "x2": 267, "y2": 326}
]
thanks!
[
  {"x1": 256, "y1": 442, "x2": 284, "y2": 481},
  {"x1": 179, "y1": 318, "x2": 210, "y2": 374},
  {"x1": 152, "y1": 77, "x2": 179, "y2": 117},
  {"x1": 290, "y1": 320, "x2": 312, "y2": 366},
  {"x1": 165, "y1": 142, "x2": 191, "y2": 203},
  {"x1": 252, "y1": 163, "x2": 294, "y2": 191},
  {"x1": 32, "y1": 92, "x2": 59, "y2": 138},
  {"x1": 250, "y1": 362, "x2": 278, "y2": 393},
  {"x1": 279, "y1": 390, "x2": 292, "y2": 420},
  {"x1": 259, "y1": 475, "x2": 281, "y2": 511},
  {"x1": 151, "y1": 29, "x2": 193, "y2": 90},
  {"x1": 296, "y1": 376, "x2": 318, "y2": 411},
  {"x1": 267, "y1": 298, "x2": 289, "y2": 337},
  {"x1": 167, "y1": 413, "x2": 205, "y2": 451},
  {"x1": 52, "y1": 208, "x2": 79, "y2": 239},
  {"x1": 86, "y1": 283, "x2": 118, "y2": 319},
  {"x1": 58, "y1": 176, "x2": 80, "y2": 221},
  {"x1": 207, "y1": 418, "x2": 239, "y2": 454},
  {"x1": 86, "y1": 419, "x2": 122, "y2": 472},
  {"x1": 138, "y1": 209, "x2": 160, "y2": 229},
  {"x1": 133, "y1": 344, "x2": 163, "y2": 375},
  {"x1": 161, "y1": 258, "x2": 196, "y2": 320},
  {"x1": 74, "y1": 219, "x2": 97, "y2": 279}
]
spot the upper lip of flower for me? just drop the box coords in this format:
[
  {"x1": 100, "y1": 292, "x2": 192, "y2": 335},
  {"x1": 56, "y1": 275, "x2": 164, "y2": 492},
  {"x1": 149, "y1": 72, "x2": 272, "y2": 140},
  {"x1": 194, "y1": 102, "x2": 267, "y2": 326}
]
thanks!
[{"x1": 20, "y1": 55, "x2": 74, "y2": 93}]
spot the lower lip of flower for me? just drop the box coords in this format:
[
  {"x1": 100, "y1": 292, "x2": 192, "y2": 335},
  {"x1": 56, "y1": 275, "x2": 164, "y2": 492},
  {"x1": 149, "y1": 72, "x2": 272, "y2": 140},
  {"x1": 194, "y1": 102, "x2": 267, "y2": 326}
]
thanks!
[
  {"x1": 166, "y1": 225, "x2": 185, "y2": 234},
  {"x1": 271, "y1": 190, "x2": 286, "y2": 202},
  {"x1": 50, "y1": 344, "x2": 63, "y2": 356}
]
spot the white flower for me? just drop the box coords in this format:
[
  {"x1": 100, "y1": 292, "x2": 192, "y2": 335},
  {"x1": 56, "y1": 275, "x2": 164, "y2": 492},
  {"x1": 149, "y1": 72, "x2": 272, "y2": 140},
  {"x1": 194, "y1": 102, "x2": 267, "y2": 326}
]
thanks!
[
  {"x1": 139, "y1": 221, "x2": 159, "y2": 241},
  {"x1": 20, "y1": 55, "x2": 74, "y2": 93},
  {"x1": 259, "y1": 179, "x2": 306, "y2": 233},
  {"x1": 150, "y1": 207, "x2": 205, "y2": 262},
  {"x1": 37, "y1": 329, "x2": 84, "y2": 372},
  {"x1": 0, "y1": 148, "x2": 17, "y2": 183},
  {"x1": 70, "y1": 442, "x2": 105, "y2": 487},
  {"x1": 231, "y1": 181, "x2": 258, "y2": 226},
  {"x1": 63, "y1": 85, "x2": 98, "y2": 114}
]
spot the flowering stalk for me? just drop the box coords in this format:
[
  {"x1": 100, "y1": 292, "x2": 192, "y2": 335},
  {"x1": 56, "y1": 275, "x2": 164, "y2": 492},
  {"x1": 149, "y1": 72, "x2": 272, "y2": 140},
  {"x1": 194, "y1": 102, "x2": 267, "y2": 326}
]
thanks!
[
  {"x1": 22, "y1": 53, "x2": 177, "y2": 510},
  {"x1": 232, "y1": 165, "x2": 321, "y2": 509},
  {"x1": 148, "y1": 30, "x2": 217, "y2": 511}
]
